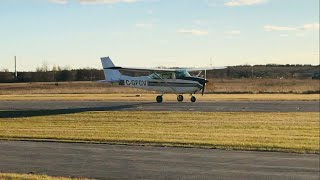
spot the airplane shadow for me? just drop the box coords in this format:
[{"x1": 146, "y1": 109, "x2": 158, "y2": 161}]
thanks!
[{"x1": 0, "y1": 102, "x2": 156, "y2": 118}]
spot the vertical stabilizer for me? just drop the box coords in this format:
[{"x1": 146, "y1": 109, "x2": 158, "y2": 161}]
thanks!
[{"x1": 101, "y1": 57, "x2": 121, "y2": 82}]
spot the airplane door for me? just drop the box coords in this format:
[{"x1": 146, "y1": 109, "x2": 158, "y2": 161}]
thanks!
[{"x1": 172, "y1": 72, "x2": 176, "y2": 80}]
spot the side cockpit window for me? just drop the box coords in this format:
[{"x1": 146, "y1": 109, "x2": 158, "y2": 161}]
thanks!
[
  {"x1": 149, "y1": 73, "x2": 161, "y2": 79},
  {"x1": 149, "y1": 72, "x2": 174, "y2": 79}
]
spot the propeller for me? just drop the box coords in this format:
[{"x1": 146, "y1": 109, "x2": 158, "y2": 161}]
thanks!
[{"x1": 201, "y1": 79, "x2": 209, "y2": 96}]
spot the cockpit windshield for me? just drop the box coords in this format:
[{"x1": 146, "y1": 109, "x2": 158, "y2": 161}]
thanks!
[
  {"x1": 149, "y1": 70, "x2": 191, "y2": 80},
  {"x1": 175, "y1": 70, "x2": 191, "y2": 78}
]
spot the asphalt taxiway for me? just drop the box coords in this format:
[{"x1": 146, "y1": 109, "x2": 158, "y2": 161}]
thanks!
[
  {"x1": 0, "y1": 100, "x2": 319, "y2": 114},
  {"x1": 0, "y1": 141, "x2": 319, "y2": 180}
]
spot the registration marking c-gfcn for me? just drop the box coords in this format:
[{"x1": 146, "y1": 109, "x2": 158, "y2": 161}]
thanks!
[{"x1": 125, "y1": 80, "x2": 148, "y2": 87}]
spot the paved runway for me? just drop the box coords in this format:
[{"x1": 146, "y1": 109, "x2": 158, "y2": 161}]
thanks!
[
  {"x1": 0, "y1": 100, "x2": 319, "y2": 113},
  {"x1": 0, "y1": 141, "x2": 319, "y2": 180}
]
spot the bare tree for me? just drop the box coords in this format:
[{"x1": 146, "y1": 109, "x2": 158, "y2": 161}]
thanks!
[
  {"x1": 35, "y1": 61, "x2": 50, "y2": 72},
  {"x1": 0, "y1": 68, "x2": 9, "y2": 72}
]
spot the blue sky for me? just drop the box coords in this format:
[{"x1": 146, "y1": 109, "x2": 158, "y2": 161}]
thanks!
[{"x1": 0, "y1": 0, "x2": 319, "y2": 71}]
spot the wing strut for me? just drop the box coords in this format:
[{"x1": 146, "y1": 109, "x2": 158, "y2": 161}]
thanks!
[{"x1": 153, "y1": 72, "x2": 178, "y2": 95}]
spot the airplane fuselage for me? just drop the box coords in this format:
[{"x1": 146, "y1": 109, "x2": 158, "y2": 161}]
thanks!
[{"x1": 118, "y1": 75, "x2": 202, "y2": 94}]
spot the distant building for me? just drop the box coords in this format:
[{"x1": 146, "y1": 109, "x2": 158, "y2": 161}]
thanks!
[
  {"x1": 312, "y1": 73, "x2": 320, "y2": 79},
  {"x1": 293, "y1": 73, "x2": 313, "y2": 79}
]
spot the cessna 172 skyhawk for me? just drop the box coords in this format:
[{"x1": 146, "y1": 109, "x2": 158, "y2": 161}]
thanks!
[{"x1": 101, "y1": 57, "x2": 220, "y2": 103}]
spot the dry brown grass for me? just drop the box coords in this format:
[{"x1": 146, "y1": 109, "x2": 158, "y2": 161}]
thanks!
[
  {"x1": 0, "y1": 173, "x2": 90, "y2": 180},
  {"x1": 0, "y1": 79, "x2": 318, "y2": 95},
  {"x1": 206, "y1": 78, "x2": 320, "y2": 94}
]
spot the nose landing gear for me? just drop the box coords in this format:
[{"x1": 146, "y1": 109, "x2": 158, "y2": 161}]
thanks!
[{"x1": 190, "y1": 96, "x2": 196, "y2": 102}]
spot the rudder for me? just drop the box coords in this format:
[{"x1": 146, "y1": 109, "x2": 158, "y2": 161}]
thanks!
[{"x1": 101, "y1": 57, "x2": 121, "y2": 82}]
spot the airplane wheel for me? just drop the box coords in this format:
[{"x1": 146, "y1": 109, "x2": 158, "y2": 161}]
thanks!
[
  {"x1": 156, "y1": 96, "x2": 163, "y2": 103},
  {"x1": 177, "y1": 95, "x2": 184, "y2": 102},
  {"x1": 191, "y1": 96, "x2": 196, "y2": 102}
]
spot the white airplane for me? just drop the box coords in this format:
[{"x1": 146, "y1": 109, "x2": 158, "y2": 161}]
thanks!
[{"x1": 101, "y1": 57, "x2": 221, "y2": 103}]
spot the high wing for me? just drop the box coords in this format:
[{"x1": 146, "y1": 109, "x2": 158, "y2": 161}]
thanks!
[
  {"x1": 105, "y1": 66, "x2": 226, "y2": 73},
  {"x1": 105, "y1": 66, "x2": 177, "y2": 73},
  {"x1": 185, "y1": 66, "x2": 226, "y2": 72}
]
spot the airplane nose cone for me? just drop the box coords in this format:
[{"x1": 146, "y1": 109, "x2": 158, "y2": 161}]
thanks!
[
  {"x1": 192, "y1": 77, "x2": 208, "y2": 85},
  {"x1": 201, "y1": 79, "x2": 209, "y2": 84}
]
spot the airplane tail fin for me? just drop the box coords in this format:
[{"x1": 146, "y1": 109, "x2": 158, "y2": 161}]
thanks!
[{"x1": 101, "y1": 57, "x2": 121, "y2": 82}]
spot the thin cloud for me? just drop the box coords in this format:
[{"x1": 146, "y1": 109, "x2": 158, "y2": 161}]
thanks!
[
  {"x1": 264, "y1": 23, "x2": 320, "y2": 31},
  {"x1": 264, "y1": 25, "x2": 296, "y2": 31},
  {"x1": 225, "y1": 30, "x2": 241, "y2": 35},
  {"x1": 146, "y1": 9, "x2": 154, "y2": 14},
  {"x1": 135, "y1": 23, "x2": 153, "y2": 29},
  {"x1": 280, "y1": 34, "x2": 289, "y2": 37},
  {"x1": 193, "y1": 19, "x2": 207, "y2": 25},
  {"x1": 79, "y1": 0, "x2": 139, "y2": 4},
  {"x1": 301, "y1": 23, "x2": 320, "y2": 30},
  {"x1": 295, "y1": 33, "x2": 305, "y2": 37},
  {"x1": 50, "y1": 0, "x2": 68, "y2": 4},
  {"x1": 177, "y1": 29, "x2": 208, "y2": 36},
  {"x1": 224, "y1": 0, "x2": 267, "y2": 6},
  {"x1": 49, "y1": 0, "x2": 147, "y2": 4}
]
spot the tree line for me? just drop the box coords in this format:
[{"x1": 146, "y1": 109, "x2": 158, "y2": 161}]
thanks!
[
  {"x1": 0, "y1": 65, "x2": 319, "y2": 83},
  {"x1": 0, "y1": 69, "x2": 104, "y2": 83}
]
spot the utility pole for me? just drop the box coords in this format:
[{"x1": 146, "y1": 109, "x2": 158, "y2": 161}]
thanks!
[
  {"x1": 14, "y1": 56, "x2": 17, "y2": 80},
  {"x1": 251, "y1": 65, "x2": 254, "y2": 79}
]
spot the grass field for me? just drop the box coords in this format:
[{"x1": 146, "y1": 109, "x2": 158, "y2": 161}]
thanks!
[
  {"x1": 0, "y1": 173, "x2": 90, "y2": 180},
  {"x1": 0, "y1": 93, "x2": 319, "y2": 101},
  {"x1": 0, "y1": 79, "x2": 319, "y2": 95},
  {"x1": 0, "y1": 111, "x2": 319, "y2": 154}
]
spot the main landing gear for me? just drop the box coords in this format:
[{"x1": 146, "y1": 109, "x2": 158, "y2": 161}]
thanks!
[
  {"x1": 177, "y1": 95, "x2": 184, "y2": 102},
  {"x1": 156, "y1": 95, "x2": 196, "y2": 103},
  {"x1": 156, "y1": 95, "x2": 163, "y2": 103},
  {"x1": 177, "y1": 95, "x2": 196, "y2": 102}
]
